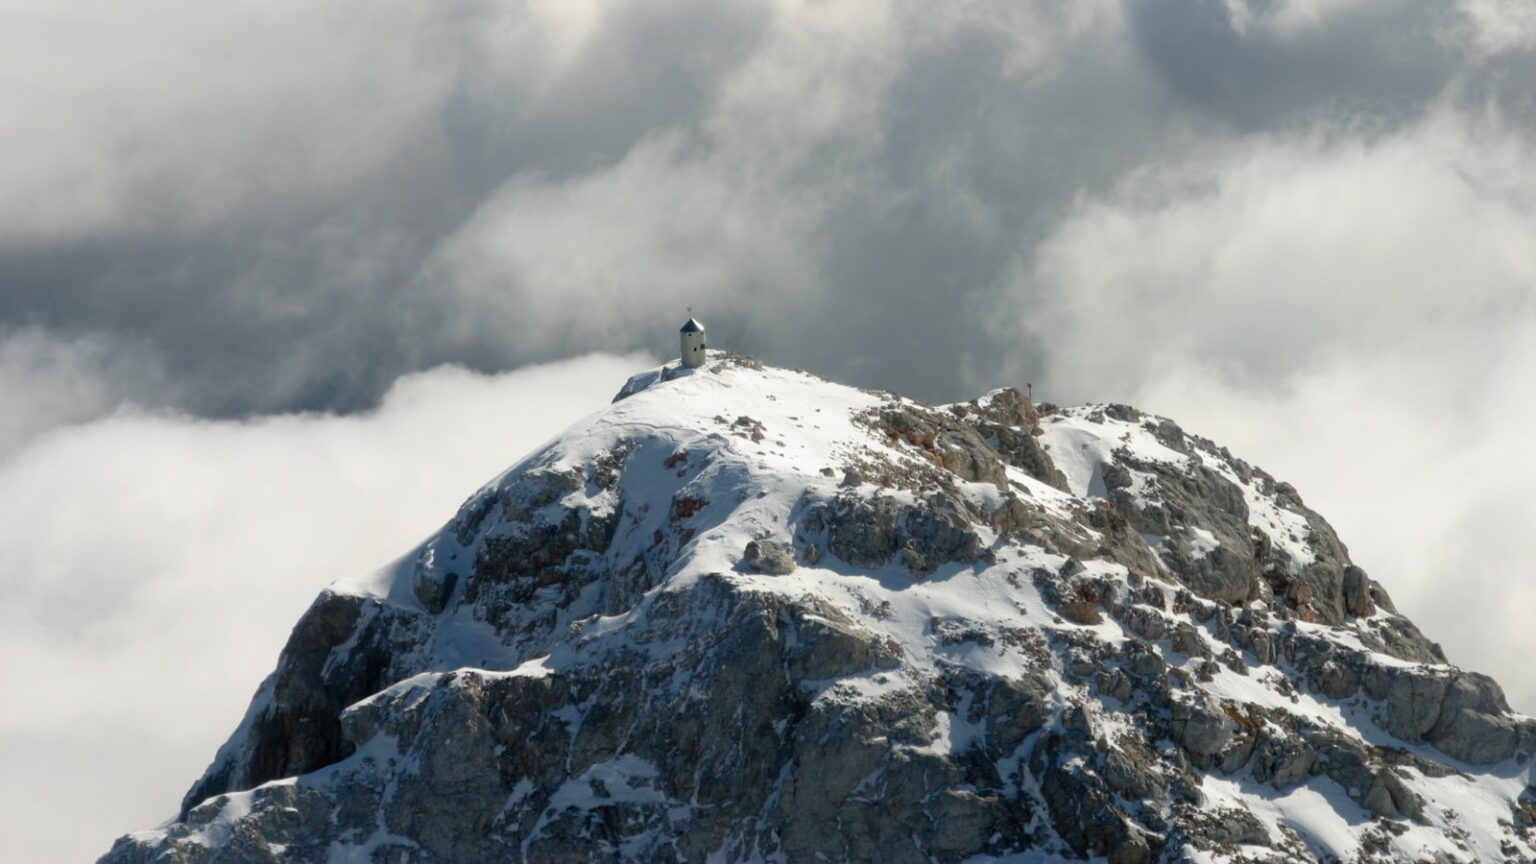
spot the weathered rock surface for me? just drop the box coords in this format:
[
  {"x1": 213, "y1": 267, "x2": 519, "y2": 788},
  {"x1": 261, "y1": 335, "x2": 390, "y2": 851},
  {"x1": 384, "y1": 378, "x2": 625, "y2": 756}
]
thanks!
[
  {"x1": 743, "y1": 538, "x2": 797, "y2": 574},
  {"x1": 797, "y1": 488, "x2": 989, "y2": 577},
  {"x1": 948, "y1": 387, "x2": 1072, "y2": 492},
  {"x1": 103, "y1": 360, "x2": 1536, "y2": 864}
]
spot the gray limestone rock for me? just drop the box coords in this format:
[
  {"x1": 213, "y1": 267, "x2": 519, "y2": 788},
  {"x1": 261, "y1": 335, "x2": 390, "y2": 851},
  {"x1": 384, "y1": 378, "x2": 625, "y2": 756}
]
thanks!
[
  {"x1": 799, "y1": 489, "x2": 986, "y2": 576},
  {"x1": 1358, "y1": 665, "x2": 1519, "y2": 764},
  {"x1": 1377, "y1": 668, "x2": 1450, "y2": 741},
  {"x1": 1342, "y1": 565, "x2": 1377, "y2": 617},
  {"x1": 177, "y1": 590, "x2": 430, "y2": 818},
  {"x1": 948, "y1": 387, "x2": 1072, "y2": 491},
  {"x1": 1309, "y1": 660, "x2": 1362, "y2": 700},
  {"x1": 1192, "y1": 807, "x2": 1270, "y2": 846},
  {"x1": 783, "y1": 602, "x2": 899, "y2": 680},
  {"x1": 1252, "y1": 732, "x2": 1315, "y2": 790},
  {"x1": 744, "y1": 538, "x2": 797, "y2": 575},
  {"x1": 858, "y1": 403, "x2": 1009, "y2": 490},
  {"x1": 1036, "y1": 744, "x2": 1154, "y2": 863},
  {"x1": 103, "y1": 367, "x2": 1536, "y2": 864},
  {"x1": 1172, "y1": 698, "x2": 1235, "y2": 759},
  {"x1": 1103, "y1": 739, "x2": 1162, "y2": 800},
  {"x1": 410, "y1": 552, "x2": 457, "y2": 614},
  {"x1": 1425, "y1": 672, "x2": 1519, "y2": 764}
]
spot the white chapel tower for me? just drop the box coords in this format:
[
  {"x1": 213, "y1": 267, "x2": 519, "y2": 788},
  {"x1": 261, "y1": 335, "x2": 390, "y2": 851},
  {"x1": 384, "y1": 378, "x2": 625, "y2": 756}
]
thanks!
[{"x1": 680, "y1": 315, "x2": 706, "y2": 368}]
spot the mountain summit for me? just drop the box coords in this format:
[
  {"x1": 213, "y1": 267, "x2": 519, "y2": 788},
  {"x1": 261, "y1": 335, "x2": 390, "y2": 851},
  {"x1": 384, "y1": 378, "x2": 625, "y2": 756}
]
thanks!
[{"x1": 104, "y1": 354, "x2": 1536, "y2": 863}]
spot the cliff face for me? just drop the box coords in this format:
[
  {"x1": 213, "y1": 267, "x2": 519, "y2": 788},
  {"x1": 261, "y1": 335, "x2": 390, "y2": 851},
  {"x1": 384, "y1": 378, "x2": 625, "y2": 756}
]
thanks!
[{"x1": 103, "y1": 355, "x2": 1536, "y2": 863}]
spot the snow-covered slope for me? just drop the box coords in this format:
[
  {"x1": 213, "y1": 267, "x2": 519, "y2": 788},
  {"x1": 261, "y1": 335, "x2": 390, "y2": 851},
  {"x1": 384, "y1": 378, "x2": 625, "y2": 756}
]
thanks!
[{"x1": 103, "y1": 355, "x2": 1536, "y2": 863}]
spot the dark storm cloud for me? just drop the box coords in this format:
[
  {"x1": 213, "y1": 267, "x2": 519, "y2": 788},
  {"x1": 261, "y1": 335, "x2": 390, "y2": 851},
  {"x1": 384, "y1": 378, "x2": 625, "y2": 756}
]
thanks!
[
  {"x1": 8, "y1": 0, "x2": 1531, "y2": 418},
  {"x1": 1, "y1": 0, "x2": 772, "y2": 414},
  {"x1": 1127, "y1": 0, "x2": 1461, "y2": 129},
  {"x1": 8, "y1": 4, "x2": 1536, "y2": 860}
]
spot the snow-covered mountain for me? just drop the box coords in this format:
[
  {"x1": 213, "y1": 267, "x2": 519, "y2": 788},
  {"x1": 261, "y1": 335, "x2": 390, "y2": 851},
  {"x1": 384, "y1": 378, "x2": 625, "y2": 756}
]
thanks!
[{"x1": 103, "y1": 354, "x2": 1536, "y2": 863}]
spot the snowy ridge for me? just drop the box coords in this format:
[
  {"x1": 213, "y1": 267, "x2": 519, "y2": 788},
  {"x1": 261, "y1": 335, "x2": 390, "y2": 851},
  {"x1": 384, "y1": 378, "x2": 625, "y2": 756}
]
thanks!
[
  {"x1": 103, "y1": 356, "x2": 1536, "y2": 864},
  {"x1": 1040, "y1": 406, "x2": 1315, "y2": 571}
]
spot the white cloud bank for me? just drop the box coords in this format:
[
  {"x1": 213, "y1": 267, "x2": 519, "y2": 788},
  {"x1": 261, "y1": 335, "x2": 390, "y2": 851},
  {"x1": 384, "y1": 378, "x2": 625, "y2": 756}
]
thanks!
[{"x1": 0, "y1": 352, "x2": 651, "y2": 864}]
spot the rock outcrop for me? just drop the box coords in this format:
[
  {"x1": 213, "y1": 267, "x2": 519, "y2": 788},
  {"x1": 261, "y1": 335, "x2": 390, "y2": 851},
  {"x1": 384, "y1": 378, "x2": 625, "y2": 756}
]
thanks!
[
  {"x1": 742, "y1": 538, "x2": 797, "y2": 575},
  {"x1": 103, "y1": 359, "x2": 1536, "y2": 864}
]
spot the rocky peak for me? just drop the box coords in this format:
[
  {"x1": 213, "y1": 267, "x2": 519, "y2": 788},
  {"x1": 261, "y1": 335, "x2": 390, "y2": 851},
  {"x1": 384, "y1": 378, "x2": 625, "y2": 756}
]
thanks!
[{"x1": 104, "y1": 356, "x2": 1536, "y2": 863}]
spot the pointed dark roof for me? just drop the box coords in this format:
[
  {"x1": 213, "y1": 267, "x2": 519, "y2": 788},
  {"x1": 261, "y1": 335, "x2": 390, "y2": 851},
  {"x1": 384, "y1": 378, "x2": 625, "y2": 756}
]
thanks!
[{"x1": 680, "y1": 317, "x2": 705, "y2": 333}]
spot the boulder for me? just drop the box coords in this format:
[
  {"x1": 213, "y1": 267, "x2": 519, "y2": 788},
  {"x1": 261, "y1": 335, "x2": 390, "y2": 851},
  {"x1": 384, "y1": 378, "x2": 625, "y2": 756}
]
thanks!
[
  {"x1": 1425, "y1": 673, "x2": 1519, "y2": 764},
  {"x1": 1377, "y1": 668, "x2": 1449, "y2": 741},
  {"x1": 1172, "y1": 698, "x2": 1235, "y2": 759},
  {"x1": 743, "y1": 539, "x2": 797, "y2": 575},
  {"x1": 1251, "y1": 732, "x2": 1314, "y2": 790}
]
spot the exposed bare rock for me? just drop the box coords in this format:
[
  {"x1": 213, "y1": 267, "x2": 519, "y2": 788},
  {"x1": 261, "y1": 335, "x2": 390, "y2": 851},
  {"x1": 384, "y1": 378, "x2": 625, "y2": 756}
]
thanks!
[
  {"x1": 1342, "y1": 564, "x2": 1377, "y2": 617},
  {"x1": 857, "y1": 403, "x2": 1009, "y2": 489},
  {"x1": 176, "y1": 590, "x2": 429, "y2": 819},
  {"x1": 948, "y1": 387, "x2": 1072, "y2": 491},
  {"x1": 743, "y1": 538, "x2": 797, "y2": 574},
  {"x1": 105, "y1": 361, "x2": 1536, "y2": 864},
  {"x1": 1172, "y1": 696, "x2": 1235, "y2": 759},
  {"x1": 798, "y1": 489, "x2": 987, "y2": 576}
]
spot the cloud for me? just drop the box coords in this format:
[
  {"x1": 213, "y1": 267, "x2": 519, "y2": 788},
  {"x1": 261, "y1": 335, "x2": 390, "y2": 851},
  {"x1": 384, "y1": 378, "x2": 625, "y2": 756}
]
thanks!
[
  {"x1": 0, "y1": 353, "x2": 650, "y2": 864},
  {"x1": 0, "y1": 0, "x2": 765, "y2": 413},
  {"x1": 0, "y1": 328, "x2": 173, "y2": 458},
  {"x1": 7, "y1": 1, "x2": 1536, "y2": 858},
  {"x1": 1007, "y1": 109, "x2": 1536, "y2": 712},
  {"x1": 1011, "y1": 109, "x2": 1536, "y2": 396},
  {"x1": 0, "y1": 1, "x2": 453, "y2": 242},
  {"x1": 10, "y1": 0, "x2": 1532, "y2": 414},
  {"x1": 1458, "y1": 0, "x2": 1536, "y2": 55},
  {"x1": 411, "y1": 131, "x2": 826, "y2": 367}
]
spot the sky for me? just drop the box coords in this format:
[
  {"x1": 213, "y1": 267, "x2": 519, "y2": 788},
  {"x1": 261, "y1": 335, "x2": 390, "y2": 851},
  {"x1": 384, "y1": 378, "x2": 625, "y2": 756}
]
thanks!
[{"x1": 3, "y1": 0, "x2": 1536, "y2": 860}]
